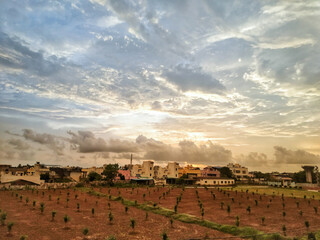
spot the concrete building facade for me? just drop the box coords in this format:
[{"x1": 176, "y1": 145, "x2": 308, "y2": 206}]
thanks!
[
  {"x1": 167, "y1": 162, "x2": 179, "y2": 178},
  {"x1": 227, "y1": 163, "x2": 249, "y2": 181}
]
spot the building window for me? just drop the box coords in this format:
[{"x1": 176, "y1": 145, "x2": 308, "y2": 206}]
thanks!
[
  {"x1": 176, "y1": 174, "x2": 177, "y2": 177},
  {"x1": 150, "y1": 174, "x2": 152, "y2": 177},
  {"x1": 205, "y1": 181, "x2": 207, "y2": 183},
  {"x1": 214, "y1": 181, "x2": 216, "y2": 184},
  {"x1": 228, "y1": 181, "x2": 230, "y2": 184},
  {"x1": 176, "y1": 168, "x2": 177, "y2": 171},
  {"x1": 225, "y1": 181, "x2": 227, "y2": 184},
  {"x1": 242, "y1": 171, "x2": 246, "y2": 174},
  {"x1": 150, "y1": 167, "x2": 152, "y2": 170}
]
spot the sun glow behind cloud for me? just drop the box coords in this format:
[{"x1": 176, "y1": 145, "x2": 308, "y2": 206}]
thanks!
[{"x1": 0, "y1": 0, "x2": 320, "y2": 171}]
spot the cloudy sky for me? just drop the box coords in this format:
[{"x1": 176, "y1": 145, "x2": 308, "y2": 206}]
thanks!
[{"x1": 1, "y1": 0, "x2": 320, "y2": 172}]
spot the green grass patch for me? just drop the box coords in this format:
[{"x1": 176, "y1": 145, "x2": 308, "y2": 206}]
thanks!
[{"x1": 222, "y1": 185, "x2": 320, "y2": 200}]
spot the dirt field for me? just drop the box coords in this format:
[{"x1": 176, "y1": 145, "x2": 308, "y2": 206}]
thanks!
[
  {"x1": 0, "y1": 188, "x2": 245, "y2": 240},
  {"x1": 100, "y1": 186, "x2": 320, "y2": 237}
]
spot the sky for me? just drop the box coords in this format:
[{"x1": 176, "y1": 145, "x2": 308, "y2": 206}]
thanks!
[{"x1": 0, "y1": 0, "x2": 320, "y2": 172}]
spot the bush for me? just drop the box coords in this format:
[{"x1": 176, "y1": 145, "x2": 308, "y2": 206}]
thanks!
[{"x1": 20, "y1": 235, "x2": 28, "y2": 240}]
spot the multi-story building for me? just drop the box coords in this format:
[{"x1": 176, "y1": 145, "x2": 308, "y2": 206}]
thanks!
[
  {"x1": 227, "y1": 163, "x2": 249, "y2": 181},
  {"x1": 178, "y1": 165, "x2": 201, "y2": 178},
  {"x1": 167, "y1": 162, "x2": 179, "y2": 178},
  {"x1": 141, "y1": 161, "x2": 154, "y2": 178},
  {"x1": 154, "y1": 166, "x2": 168, "y2": 179},
  {"x1": 201, "y1": 166, "x2": 221, "y2": 178}
]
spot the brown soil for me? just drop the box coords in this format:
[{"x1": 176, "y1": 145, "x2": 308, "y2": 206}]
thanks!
[
  {"x1": 0, "y1": 188, "x2": 244, "y2": 240},
  {"x1": 101, "y1": 186, "x2": 320, "y2": 237}
]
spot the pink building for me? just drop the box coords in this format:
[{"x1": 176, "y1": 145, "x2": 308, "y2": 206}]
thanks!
[
  {"x1": 201, "y1": 167, "x2": 221, "y2": 178},
  {"x1": 115, "y1": 169, "x2": 131, "y2": 181}
]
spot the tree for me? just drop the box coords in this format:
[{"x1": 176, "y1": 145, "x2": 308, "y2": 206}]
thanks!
[
  {"x1": 20, "y1": 235, "x2": 28, "y2": 240},
  {"x1": 87, "y1": 172, "x2": 102, "y2": 182},
  {"x1": 102, "y1": 164, "x2": 119, "y2": 184},
  {"x1": 218, "y1": 167, "x2": 234, "y2": 179},
  {"x1": 40, "y1": 172, "x2": 50, "y2": 182}
]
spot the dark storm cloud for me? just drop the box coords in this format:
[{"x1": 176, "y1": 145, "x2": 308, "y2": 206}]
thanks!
[
  {"x1": 22, "y1": 129, "x2": 64, "y2": 155},
  {"x1": 274, "y1": 146, "x2": 320, "y2": 165},
  {"x1": 136, "y1": 135, "x2": 232, "y2": 165},
  {"x1": 68, "y1": 130, "x2": 139, "y2": 153},
  {"x1": 8, "y1": 138, "x2": 30, "y2": 150}
]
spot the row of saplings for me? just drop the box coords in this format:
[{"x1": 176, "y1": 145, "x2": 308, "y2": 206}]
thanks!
[
  {"x1": 200, "y1": 188, "x2": 319, "y2": 237},
  {"x1": 4, "y1": 189, "x2": 173, "y2": 240}
]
